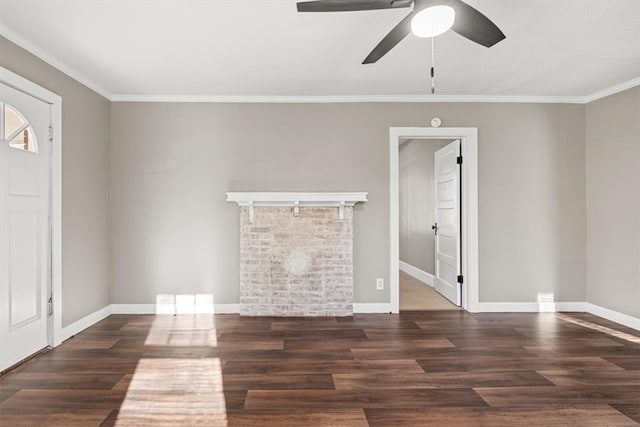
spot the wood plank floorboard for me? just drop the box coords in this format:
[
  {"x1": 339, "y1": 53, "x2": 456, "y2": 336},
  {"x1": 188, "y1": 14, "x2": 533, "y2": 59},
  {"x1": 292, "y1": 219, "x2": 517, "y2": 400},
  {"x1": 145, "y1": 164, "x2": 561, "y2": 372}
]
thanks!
[
  {"x1": 364, "y1": 406, "x2": 637, "y2": 426},
  {"x1": 604, "y1": 355, "x2": 640, "y2": 370},
  {"x1": 417, "y1": 355, "x2": 624, "y2": 373},
  {"x1": 612, "y1": 404, "x2": 640, "y2": 423},
  {"x1": 0, "y1": 312, "x2": 638, "y2": 426},
  {"x1": 2, "y1": 389, "x2": 126, "y2": 410},
  {"x1": 537, "y1": 368, "x2": 640, "y2": 386},
  {"x1": 221, "y1": 374, "x2": 335, "y2": 390},
  {"x1": 352, "y1": 345, "x2": 536, "y2": 360},
  {"x1": 332, "y1": 370, "x2": 553, "y2": 389},
  {"x1": 474, "y1": 385, "x2": 640, "y2": 406},
  {"x1": 244, "y1": 388, "x2": 489, "y2": 410},
  {"x1": 0, "y1": 388, "x2": 18, "y2": 403},
  {"x1": 222, "y1": 359, "x2": 425, "y2": 375},
  {"x1": 0, "y1": 408, "x2": 112, "y2": 427},
  {"x1": 226, "y1": 409, "x2": 370, "y2": 427},
  {"x1": 524, "y1": 345, "x2": 640, "y2": 357},
  {"x1": 283, "y1": 337, "x2": 454, "y2": 351},
  {"x1": 0, "y1": 373, "x2": 124, "y2": 390},
  {"x1": 524, "y1": 336, "x2": 625, "y2": 347}
]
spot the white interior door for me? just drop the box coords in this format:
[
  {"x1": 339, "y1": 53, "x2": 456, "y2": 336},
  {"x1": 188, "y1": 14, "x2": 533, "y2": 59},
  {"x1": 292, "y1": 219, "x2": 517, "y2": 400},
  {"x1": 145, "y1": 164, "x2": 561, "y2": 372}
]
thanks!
[
  {"x1": 0, "y1": 82, "x2": 51, "y2": 371},
  {"x1": 434, "y1": 139, "x2": 461, "y2": 306}
]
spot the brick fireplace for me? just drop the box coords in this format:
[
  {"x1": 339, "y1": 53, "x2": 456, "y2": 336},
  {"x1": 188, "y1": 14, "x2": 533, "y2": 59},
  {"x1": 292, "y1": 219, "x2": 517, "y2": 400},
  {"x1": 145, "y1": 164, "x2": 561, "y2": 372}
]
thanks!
[{"x1": 227, "y1": 192, "x2": 367, "y2": 316}]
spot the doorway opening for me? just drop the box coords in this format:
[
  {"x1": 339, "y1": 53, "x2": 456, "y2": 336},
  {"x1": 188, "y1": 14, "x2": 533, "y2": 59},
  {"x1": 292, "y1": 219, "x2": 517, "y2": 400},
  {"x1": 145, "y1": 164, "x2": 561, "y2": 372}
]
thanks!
[
  {"x1": 399, "y1": 138, "x2": 461, "y2": 311},
  {"x1": 390, "y1": 127, "x2": 479, "y2": 313}
]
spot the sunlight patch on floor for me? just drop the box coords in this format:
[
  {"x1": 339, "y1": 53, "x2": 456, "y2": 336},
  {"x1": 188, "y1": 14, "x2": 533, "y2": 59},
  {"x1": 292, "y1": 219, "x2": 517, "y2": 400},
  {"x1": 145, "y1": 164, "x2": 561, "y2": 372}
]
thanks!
[
  {"x1": 144, "y1": 315, "x2": 219, "y2": 347},
  {"x1": 557, "y1": 313, "x2": 640, "y2": 344},
  {"x1": 115, "y1": 358, "x2": 227, "y2": 426}
]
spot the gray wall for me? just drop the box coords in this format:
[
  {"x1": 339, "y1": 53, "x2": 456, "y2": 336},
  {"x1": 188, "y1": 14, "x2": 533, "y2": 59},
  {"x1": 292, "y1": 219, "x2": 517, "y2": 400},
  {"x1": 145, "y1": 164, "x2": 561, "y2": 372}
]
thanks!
[
  {"x1": 110, "y1": 102, "x2": 586, "y2": 305},
  {"x1": 585, "y1": 86, "x2": 640, "y2": 318},
  {"x1": 109, "y1": 103, "x2": 387, "y2": 305},
  {"x1": 399, "y1": 139, "x2": 450, "y2": 274},
  {"x1": 0, "y1": 36, "x2": 111, "y2": 326}
]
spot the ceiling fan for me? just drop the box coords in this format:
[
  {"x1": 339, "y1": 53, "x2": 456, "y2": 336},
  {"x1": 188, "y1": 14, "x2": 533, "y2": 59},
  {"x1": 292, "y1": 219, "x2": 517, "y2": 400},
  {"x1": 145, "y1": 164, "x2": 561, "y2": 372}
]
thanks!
[{"x1": 296, "y1": 0, "x2": 506, "y2": 64}]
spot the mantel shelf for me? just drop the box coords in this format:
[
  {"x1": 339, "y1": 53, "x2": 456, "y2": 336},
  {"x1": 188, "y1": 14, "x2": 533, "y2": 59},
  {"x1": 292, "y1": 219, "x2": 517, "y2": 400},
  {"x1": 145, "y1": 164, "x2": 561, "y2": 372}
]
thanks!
[
  {"x1": 226, "y1": 192, "x2": 368, "y2": 224},
  {"x1": 225, "y1": 192, "x2": 368, "y2": 207}
]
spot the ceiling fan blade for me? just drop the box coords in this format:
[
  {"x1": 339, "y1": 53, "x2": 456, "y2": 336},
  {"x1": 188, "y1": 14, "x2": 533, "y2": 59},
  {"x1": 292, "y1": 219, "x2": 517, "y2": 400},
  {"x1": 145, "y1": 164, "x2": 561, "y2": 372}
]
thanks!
[
  {"x1": 297, "y1": 0, "x2": 412, "y2": 13},
  {"x1": 446, "y1": 0, "x2": 505, "y2": 47},
  {"x1": 362, "y1": 11, "x2": 415, "y2": 64}
]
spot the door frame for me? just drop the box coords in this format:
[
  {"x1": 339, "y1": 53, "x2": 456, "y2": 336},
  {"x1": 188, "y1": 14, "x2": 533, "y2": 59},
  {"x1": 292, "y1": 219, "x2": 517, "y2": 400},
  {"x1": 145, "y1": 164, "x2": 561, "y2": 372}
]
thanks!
[
  {"x1": 1, "y1": 66, "x2": 63, "y2": 347},
  {"x1": 390, "y1": 127, "x2": 479, "y2": 313}
]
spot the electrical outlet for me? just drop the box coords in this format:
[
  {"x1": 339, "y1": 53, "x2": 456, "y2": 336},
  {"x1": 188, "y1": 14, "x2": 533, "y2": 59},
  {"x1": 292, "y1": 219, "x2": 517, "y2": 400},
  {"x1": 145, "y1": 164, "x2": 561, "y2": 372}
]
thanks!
[{"x1": 376, "y1": 278, "x2": 384, "y2": 290}]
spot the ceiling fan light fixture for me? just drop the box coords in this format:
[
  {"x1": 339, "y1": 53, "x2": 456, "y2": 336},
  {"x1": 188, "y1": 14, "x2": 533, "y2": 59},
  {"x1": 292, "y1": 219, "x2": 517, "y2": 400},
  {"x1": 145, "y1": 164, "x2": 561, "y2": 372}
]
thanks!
[{"x1": 410, "y1": 5, "x2": 455, "y2": 38}]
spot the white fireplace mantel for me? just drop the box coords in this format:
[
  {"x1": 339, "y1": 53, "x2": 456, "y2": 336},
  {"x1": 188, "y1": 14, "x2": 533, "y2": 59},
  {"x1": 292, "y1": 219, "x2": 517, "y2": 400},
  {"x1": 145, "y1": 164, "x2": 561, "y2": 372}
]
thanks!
[{"x1": 226, "y1": 192, "x2": 368, "y2": 223}]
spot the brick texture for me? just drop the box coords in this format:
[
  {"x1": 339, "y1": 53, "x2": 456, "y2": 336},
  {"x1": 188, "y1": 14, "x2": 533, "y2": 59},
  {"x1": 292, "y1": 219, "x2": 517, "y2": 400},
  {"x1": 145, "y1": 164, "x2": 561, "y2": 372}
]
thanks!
[{"x1": 239, "y1": 207, "x2": 353, "y2": 316}]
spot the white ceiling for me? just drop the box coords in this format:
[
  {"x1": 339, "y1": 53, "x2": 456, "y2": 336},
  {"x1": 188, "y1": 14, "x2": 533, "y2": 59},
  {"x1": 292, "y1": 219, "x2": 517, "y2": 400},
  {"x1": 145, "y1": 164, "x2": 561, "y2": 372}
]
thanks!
[{"x1": 1, "y1": 0, "x2": 639, "y2": 100}]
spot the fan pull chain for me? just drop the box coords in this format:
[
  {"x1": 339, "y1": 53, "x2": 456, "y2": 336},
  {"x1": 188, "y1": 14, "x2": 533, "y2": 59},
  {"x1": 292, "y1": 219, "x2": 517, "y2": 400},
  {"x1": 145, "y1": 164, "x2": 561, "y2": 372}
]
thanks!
[{"x1": 430, "y1": 36, "x2": 435, "y2": 94}]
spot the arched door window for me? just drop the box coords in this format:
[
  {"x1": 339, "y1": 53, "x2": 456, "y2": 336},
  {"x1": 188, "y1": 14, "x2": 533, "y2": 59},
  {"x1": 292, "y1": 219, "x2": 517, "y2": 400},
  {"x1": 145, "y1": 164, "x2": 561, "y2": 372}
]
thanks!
[{"x1": 2, "y1": 103, "x2": 38, "y2": 153}]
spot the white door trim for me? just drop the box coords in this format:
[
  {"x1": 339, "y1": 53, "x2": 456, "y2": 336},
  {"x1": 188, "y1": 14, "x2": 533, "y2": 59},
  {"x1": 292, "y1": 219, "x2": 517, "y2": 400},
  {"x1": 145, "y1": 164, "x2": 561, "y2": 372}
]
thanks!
[
  {"x1": 390, "y1": 127, "x2": 479, "y2": 313},
  {"x1": 0, "y1": 66, "x2": 63, "y2": 347}
]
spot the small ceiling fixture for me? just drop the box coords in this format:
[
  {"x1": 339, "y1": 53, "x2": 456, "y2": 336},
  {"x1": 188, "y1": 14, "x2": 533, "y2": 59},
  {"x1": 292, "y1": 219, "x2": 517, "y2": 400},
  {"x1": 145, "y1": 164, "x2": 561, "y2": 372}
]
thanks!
[
  {"x1": 409, "y1": 5, "x2": 456, "y2": 94},
  {"x1": 297, "y1": 0, "x2": 505, "y2": 94},
  {"x1": 410, "y1": 5, "x2": 455, "y2": 38},
  {"x1": 296, "y1": 0, "x2": 505, "y2": 64}
]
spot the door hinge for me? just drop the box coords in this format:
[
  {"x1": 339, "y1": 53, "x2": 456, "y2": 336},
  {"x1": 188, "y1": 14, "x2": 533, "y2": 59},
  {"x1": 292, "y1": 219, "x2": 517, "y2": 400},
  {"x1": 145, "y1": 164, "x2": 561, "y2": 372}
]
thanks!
[
  {"x1": 456, "y1": 155, "x2": 463, "y2": 164},
  {"x1": 48, "y1": 296, "x2": 53, "y2": 315},
  {"x1": 48, "y1": 125, "x2": 53, "y2": 143},
  {"x1": 457, "y1": 275, "x2": 464, "y2": 284}
]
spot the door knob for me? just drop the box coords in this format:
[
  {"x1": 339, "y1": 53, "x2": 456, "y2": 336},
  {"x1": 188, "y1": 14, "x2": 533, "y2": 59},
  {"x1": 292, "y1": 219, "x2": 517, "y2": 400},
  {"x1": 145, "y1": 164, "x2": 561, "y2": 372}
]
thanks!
[{"x1": 432, "y1": 222, "x2": 438, "y2": 235}]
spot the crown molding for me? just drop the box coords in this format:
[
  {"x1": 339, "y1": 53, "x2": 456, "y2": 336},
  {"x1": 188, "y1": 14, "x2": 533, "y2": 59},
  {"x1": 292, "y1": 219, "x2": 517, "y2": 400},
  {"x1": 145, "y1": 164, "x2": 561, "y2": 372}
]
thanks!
[
  {"x1": 0, "y1": 23, "x2": 113, "y2": 100},
  {"x1": 583, "y1": 77, "x2": 640, "y2": 104},
  {"x1": 110, "y1": 80, "x2": 639, "y2": 103},
  {"x1": 110, "y1": 93, "x2": 587, "y2": 104}
]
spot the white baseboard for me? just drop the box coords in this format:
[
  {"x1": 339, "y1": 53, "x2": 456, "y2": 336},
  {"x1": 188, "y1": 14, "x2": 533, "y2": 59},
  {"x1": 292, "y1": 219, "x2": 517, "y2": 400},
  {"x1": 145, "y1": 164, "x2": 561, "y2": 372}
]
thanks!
[
  {"x1": 213, "y1": 304, "x2": 240, "y2": 314},
  {"x1": 473, "y1": 302, "x2": 541, "y2": 312},
  {"x1": 111, "y1": 302, "x2": 395, "y2": 315},
  {"x1": 353, "y1": 303, "x2": 393, "y2": 313},
  {"x1": 91, "y1": 303, "x2": 394, "y2": 316},
  {"x1": 110, "y1": 304, "x2": 156, "y2": 314},
  {"x1": 399, "y1": 261, "x2": 434, "y2": 287},
  {"x1": 556, "y1": 302, "x2": 587, "y2": 312},
  {"x1": 61, "y1": 305, "x2": 112, "y2": 341},
  {"x1": 473, "y1": 301, "x2": 586, "y2": 313},
  {"x1": 110, "y1": 303, "x2": 240, "y2": 315},
  {"x1": 585, "y1": 303, "x2": 640, "y2": 331}
]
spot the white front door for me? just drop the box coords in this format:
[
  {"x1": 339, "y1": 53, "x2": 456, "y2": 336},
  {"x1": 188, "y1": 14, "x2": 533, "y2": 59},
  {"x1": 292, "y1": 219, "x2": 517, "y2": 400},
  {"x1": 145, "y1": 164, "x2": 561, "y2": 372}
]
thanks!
[
  {"x1": 0, "y1": 82, "x2": 51, "y2": 371},
  {"x1": 434, "y1": 139, "x2": 461, "y2": 306}
]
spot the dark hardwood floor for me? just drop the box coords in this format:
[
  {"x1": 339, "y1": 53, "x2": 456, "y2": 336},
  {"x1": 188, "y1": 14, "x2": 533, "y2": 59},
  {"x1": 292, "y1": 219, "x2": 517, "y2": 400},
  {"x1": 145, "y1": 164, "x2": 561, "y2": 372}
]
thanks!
[{"x1": 0, "y1": 311, "x2": 639, "y2": 426}]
